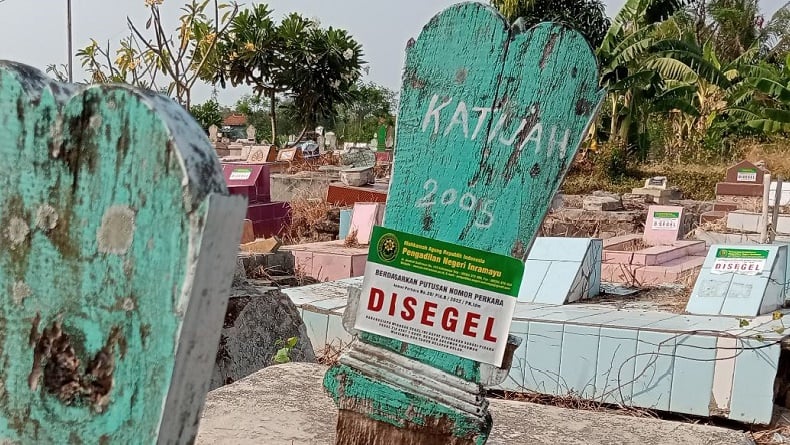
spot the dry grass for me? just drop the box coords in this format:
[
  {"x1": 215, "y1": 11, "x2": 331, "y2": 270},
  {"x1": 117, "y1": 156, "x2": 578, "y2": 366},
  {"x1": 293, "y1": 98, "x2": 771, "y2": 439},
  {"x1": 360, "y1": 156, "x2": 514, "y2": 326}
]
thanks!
[
  {"x1": 564, "y1": 163, "x2": 723, "y2": 201},
  {"x1": 343, "y1": 228, "x2": 362, "y2": 248},
  {"x1": 567, "y1": 139, "x2": 790, "y2": 201},
  {"x1": 315, "y1": 340, "x2": 353, "y2": 366},
  {"x1": 576, "y1": 286, "x2": 691, "y2": 313},
  {"x1": 282, "y1": 193, "x2": 335, "y2": 245},
  {"x1": 491, "y1": 390, "x2": 659, "y2": 419},
  {"x1": 608, "y1": 238, "x2": 652, "y2": 252},
  {"x1": 283, "y1": 153, "x2": 339, "y2": 174}
]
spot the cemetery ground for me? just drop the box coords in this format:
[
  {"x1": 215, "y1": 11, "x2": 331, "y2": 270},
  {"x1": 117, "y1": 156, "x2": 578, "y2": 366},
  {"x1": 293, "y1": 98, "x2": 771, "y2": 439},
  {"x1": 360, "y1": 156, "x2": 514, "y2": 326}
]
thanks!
[{"x1": 210, "y1": 141, "x2": 790, "y2": 444}]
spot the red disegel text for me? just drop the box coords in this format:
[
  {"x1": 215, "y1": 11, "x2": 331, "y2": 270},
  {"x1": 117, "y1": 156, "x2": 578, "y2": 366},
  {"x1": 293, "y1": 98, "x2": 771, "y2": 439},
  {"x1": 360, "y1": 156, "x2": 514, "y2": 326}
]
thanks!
[{"x1": 366, "y1": 287, "x2": 498, "y2": 342}]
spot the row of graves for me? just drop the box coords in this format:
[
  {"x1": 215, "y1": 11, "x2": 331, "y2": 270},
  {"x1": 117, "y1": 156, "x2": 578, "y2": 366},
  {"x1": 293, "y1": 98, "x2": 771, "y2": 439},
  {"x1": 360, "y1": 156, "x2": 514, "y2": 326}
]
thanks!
[
  {"x1": 9, "y1": 5, "x2": 788, "y2": 443},
  {"x1": 210, "y1": 122, "x2": 392, "y2": 246}
]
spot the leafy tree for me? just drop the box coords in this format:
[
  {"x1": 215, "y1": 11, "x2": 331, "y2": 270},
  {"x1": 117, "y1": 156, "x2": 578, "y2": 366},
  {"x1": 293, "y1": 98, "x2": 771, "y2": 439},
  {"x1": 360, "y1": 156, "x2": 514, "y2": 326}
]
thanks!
[
  {"x1": 205, "y1": 4, "x2": 364, "y2": 145},
  {"x1": 760, "y1": 2, "x2": 790, "y2": 63},
  {"x1": 331, "y1": 82, "x2": 397, "y2": 142},
  {"x1": 231, "y1": 94, "x2": 298, "y2": 143},
  {"x1": 490, "y1": 0, "x2": 611, "y2": 48},
  {"x1": 76, "y1": 0, "x2": 238, "y2": 110},
  {"x1": 190, "y1": 99, "x2": 223, "y2": 131},
  {"x1": 594, "y1": 0, "x2": 732, "y2": 160}
]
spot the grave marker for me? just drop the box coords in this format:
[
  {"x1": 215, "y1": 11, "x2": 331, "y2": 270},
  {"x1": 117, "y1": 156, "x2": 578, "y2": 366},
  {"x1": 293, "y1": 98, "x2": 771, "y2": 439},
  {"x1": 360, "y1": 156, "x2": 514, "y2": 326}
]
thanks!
[
  {"x1": 0, "y1": 61, "x2": 246, "y2": 442},
  {"x1": 686, "y1": 245, "x2": 787, "y2": 317},
  {"x1": 276, "y1": 147, "x2": 301, "y2": 162},
  {"x1": 209, "y1": 124, "x2": 219, "y2": 142},
  {"x1": 348, "y1": 203, "x2": 384, "y2": 244},
  {"x1": 716, "y1": 160, "x2": 768, "y2": 197},
  {"x1": 322, "y1": 3, "x2": 603, "y2": 444},
  {"x1": 247, "y1": 145, "x2": 274, "y2": 163},
  {"x1": 646, "y1": 176, "x2": 668, "y2": 189},
  {"x1": 246, "y1": 125, "x2": 256, "y2": 141},
  {"x1": 644, "y1": 205, "x2": 685, "y2": 245},
  {"x1": 632, "y1": 177, "x2": 680, "y2": 204}
]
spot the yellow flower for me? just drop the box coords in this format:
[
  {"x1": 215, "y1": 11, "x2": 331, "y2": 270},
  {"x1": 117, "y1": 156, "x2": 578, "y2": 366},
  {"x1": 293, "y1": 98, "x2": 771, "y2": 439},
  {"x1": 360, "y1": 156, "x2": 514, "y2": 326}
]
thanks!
[{"x1": 244, "y1": 42, "x2": 255, "y2": 52}]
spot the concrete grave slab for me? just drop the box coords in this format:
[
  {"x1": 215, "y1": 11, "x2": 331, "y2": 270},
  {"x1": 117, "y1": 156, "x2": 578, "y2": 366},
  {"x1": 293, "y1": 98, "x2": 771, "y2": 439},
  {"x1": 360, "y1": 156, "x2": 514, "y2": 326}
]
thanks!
[
  {"x1": 339, "y1": 209, "x2": 353, "y2": 240},
  {"x1": 223, "y1": 163, "x2": 272, "y2": 203},
  {"x1": 686, "y1": 244, "x2": 788, "y2": 316},
  {"x1": 727, "y1": 211, "x2": 790, "y2": 235},
  {"x1": 281, "y1": 241, "x2": 368, "y2": 281},
  {"x1": 769, "y1": 181, "x2": 790, "y2": 206},
  {"x1": 602, "y1": 234, "x2": 707, "y2": 285},
  {"x1": 270, "y1": 172, "x2": 333, "y2": 202},
  {"x1": 518, "y1": 237, "x2": 602, "y2": 305},
  {"x1": 287, "y1": 277, "x2": 786, "y2": 424},
  {"x1": 583, "y1": 196, "x2": 623, "y2": 211},
  {"x1": 326, "y1": 181, "x2": 389, "y2": 206}
]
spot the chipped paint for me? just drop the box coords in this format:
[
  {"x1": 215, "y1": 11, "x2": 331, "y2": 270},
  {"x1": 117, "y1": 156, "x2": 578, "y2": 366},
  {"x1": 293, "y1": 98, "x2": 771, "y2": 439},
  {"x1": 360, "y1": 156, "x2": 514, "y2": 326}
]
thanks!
[
  {"x1": 0, "y1": 60, "x2": 245, "y2": 443},
  {"x1": 6, "y1": 218, "x2": 29, "y2": 248},
  {"x1": 11, "y1": 282, "x2": 31, "y2": 306},
  {"x1": 96, "y1": 206, "x2": 135, "y2": 255},
  {"x1": 35, "y1": 205, "x2": 58, "y2": 231}
]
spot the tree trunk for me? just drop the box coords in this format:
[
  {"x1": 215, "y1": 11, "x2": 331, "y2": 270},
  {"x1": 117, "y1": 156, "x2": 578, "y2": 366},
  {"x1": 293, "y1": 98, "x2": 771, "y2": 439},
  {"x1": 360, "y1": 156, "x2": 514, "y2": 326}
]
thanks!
[
  {"x1": 293, "y1": 127, "x2": 308, "y2": 145},
  {"x1": 269, "y1": 90, "x2": 278, "y2": 147}
]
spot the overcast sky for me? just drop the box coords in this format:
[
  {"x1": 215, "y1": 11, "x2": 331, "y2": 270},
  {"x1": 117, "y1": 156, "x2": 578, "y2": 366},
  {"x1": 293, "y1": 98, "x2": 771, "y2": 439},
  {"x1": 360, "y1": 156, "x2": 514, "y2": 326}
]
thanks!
[{"x1": 0, "y1": 0, "x2": 783, "y2": 106}]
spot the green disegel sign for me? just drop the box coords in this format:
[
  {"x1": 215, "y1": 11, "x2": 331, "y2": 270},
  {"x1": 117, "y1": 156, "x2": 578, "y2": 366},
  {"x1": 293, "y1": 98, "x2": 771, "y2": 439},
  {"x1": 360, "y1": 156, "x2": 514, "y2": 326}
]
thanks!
[
  {"x1": 651, "y1": 211, "x2": 680, "y2": 231},
  {"x1": 712, "y1": 248, "x2": 769, "y2": 275},
  {"x1": 367, "y1": 227, "x2": 523, "y2": 295},
  {"x1": 229, "y1": 168, "x2": 252, "y2": 181},
  {"x1": 356, "y1": 226, "x2": 524, "y2": 366},
  {"x1": 716, "y1": 248, "x2": 769, "y2": 259},
  {"x1": 737, "y1": 168, "x2": 758, "y2": 182}
]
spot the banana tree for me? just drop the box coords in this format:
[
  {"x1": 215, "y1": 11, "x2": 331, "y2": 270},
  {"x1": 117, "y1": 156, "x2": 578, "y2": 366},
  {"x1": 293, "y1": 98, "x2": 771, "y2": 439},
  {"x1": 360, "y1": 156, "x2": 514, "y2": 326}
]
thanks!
[
  {"x1": 596, "y1": 0, "x2": 729, "y2": 160},
  {"x1": 721, "y1": 54, "x2": 790, "y2": 134}
]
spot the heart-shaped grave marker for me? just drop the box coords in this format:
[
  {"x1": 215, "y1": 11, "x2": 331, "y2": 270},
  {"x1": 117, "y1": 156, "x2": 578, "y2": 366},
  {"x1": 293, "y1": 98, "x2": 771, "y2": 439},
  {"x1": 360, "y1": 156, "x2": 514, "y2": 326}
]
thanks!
[
  {"x1": 325, "y1": 3, "x2": 604, "y2": 444},
  {"x1": 386, "y1": 3, "x2": 604, "y2": 257},
  {"x1": 0, "y1": 62, "x2": 245, "y2": 443}
]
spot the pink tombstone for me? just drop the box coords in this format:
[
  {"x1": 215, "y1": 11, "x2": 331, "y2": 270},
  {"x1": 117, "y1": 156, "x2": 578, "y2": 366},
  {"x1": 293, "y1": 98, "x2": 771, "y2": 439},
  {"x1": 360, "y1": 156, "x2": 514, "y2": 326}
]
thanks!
[
  {"x1": 349, "y1": 203, "x2": 385, "y2": 244},
  {"x1": 223, "y1": 163, "x2": 271, "y2": 203},
  {"x1": 643, "y1": 205, "x2": 684, "y2": 245}
]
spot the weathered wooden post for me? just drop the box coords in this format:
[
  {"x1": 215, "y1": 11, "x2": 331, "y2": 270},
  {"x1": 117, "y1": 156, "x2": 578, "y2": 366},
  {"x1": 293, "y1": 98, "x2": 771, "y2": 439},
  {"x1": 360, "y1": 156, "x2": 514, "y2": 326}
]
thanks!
[
  {"x1": 323, "y1": 3, "x2": 604, "y2": 444},
  {"x1": 0, "y1": 61, "x2": 246, "y2": 443}
]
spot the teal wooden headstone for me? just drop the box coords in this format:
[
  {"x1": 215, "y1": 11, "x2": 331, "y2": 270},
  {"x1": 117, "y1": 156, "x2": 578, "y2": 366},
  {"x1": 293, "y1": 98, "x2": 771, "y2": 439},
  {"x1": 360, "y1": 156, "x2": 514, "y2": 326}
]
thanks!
[
  {"x1": 0, "y1": 61, "x2": 246, "y2": 443},
  {"x1": 323, "y1": 3, "x2": 604, "y2": 444}
]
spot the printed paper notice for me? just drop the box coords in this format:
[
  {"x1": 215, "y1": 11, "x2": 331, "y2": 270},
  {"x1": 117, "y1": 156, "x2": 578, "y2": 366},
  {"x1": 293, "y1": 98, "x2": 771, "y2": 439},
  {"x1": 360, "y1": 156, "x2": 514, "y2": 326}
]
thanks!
[
  {"x1": 712, "y1": 248, "x2": 769, "y2": 276},
  {"x1": 229, "y1": 168, "x2": 253, "y2": 181},
  {"x1": 651, "y1": 211, "x2": 680, "y2": 231},
  {"x1": 737, "y1": 168, "x2": 758, "y2": 182},
  {"x1": 355, "y1": 227, "x2": 524, "y2": 367}
]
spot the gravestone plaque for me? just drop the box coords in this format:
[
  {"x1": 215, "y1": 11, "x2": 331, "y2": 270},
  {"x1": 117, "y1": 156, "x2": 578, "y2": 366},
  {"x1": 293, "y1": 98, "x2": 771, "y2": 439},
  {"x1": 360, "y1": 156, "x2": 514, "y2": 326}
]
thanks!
[
  {"x1": 323, "y1": 3, "x2": 604, "y2": 444},
  {"x1": 0, "y1": 61, "x2": 246, "y2": 443},
  {"x1": 644, "y1": 205, "x2": 685, "y2": 245},
  {"x1": 645, "y1": 176, "x2": 668, "y2": 189},
  {"x1": 277, "y1": 147, "x2": 300, "y2": 162}
]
